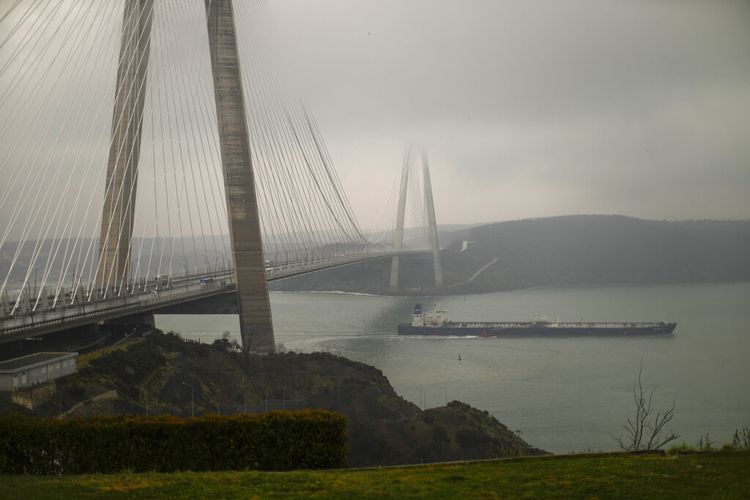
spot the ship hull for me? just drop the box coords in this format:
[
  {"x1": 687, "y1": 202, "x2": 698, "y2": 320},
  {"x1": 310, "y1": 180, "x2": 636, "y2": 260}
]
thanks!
[{"x1": 397, "y1": 322, "x2": 676, "y2": 337}]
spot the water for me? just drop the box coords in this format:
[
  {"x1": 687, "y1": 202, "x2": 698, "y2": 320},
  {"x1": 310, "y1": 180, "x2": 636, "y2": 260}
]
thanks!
[{"x1": 156, "y1": 282, "x2": 750, "y2": 454}]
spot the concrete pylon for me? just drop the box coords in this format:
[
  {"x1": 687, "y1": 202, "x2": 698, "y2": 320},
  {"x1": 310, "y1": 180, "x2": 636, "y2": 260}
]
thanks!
[
  {"x1": 389, "y1": 147, "x2": 411, "y2": 291},
  {"x1": 421, "y1": 148, "x2": 443, "y2": 287},
  {"x1": 97, "y1": 0, "x2": 154, "y2": 292},
  {"x1": 389, "y1": 146, "x2": 443, "y2": 290},
  {"x1": 205, "y1": 0, "x2": 275, "y2": 353}
]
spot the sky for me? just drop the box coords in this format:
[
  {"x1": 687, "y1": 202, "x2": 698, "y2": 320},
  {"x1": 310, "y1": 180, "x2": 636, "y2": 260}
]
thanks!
[
  {"x1": 0, "y1": 0, "x2": 749, "y2": 241},
  {"x1": 254, "y1": 0, "x2": 750, "y2": 227}
]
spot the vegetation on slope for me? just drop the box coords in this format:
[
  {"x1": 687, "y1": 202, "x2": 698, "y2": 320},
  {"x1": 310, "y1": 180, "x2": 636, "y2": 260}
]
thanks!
[{"x1": 16, "y1": 332, "x2": 542, "y2": 466}]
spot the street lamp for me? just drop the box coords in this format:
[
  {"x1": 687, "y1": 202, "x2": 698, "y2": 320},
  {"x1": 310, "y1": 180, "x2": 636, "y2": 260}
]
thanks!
[
  {"x1": 70, "y1": 275, "x2": 82, "y2": 304},
  {"x1": 135, "y1": 385, "x2": 149, "y2": 416},
  {"x1": 241, "y1": 376, "x2": 247, "y2": 413},
  {"x1": 128, "y1": 259, "x2": 135, "y2": 294},
  {"x1": 148, "y1": 266, "x2": 159, "y2": 291},
  {"x1": 32, "y1": 266, "x2": 39, "y2": 304},
  {"x1": 439, "y1": 386, "x2": 448, "y2": 405},
  {"x1": 182, "y1": 382, "x2": 194, "y2": 417}
]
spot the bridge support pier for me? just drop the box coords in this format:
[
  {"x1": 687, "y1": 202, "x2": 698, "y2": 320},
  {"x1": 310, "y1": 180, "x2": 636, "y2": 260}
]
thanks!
[{"x1": 205, "y1": 0, "x2": 275, "y2": 353}]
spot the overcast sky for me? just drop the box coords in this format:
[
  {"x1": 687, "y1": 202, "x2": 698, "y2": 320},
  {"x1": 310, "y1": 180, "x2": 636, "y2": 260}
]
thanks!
[
  {"x1": 255, "y1": 0, "x2": 750, "y2": 226},
  {"x1": 1, "y1": 0, "x2": 749, "y2": 240}
]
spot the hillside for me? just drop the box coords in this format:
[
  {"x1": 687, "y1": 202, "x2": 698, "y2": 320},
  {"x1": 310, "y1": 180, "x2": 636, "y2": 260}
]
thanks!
[
  {"x1": 3, "y1": 332, "x2": 543, "y2": 466},
  {"x1": 271, "y1": 215, "x2": 750, "y2": 294}
]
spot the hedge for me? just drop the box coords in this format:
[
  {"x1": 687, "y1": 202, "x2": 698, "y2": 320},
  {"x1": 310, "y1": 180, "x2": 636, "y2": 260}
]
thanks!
[{"x1": 0, "y1": 410, "x2": 346, "y2": 474}]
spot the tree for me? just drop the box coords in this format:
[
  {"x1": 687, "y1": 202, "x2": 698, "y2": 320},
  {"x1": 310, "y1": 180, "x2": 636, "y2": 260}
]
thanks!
[{"x1": 611, "y1": 363, "x2": 679, "y2": 451}]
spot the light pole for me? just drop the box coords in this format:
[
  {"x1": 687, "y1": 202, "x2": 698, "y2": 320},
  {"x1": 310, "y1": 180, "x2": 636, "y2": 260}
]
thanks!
[
  {"x1": 440, "y1": 386, "x2": 448, "y2": 405},
  {"x1": 71, "y1": 275, "x2": 81, "y2": 304},
  {"x1": 70, "y1": 262, "x2": 78, "y2": 290},
  {"x1": 128, "y1": 259, "x2": 135, "y2": 294},
  {"x1": 181, "y1": 256, "x2": 189, "y2": 278},
  {"x1": 182, "y1": 382, "x2": 194, "y2": 417},
  {"x1": 136, "y1": 385, "x2": 149, "y2": 416},
  {"x1": 241, "y1": 376, "x2": 247, "y2": 413},
  {"x1": 149, "y1": 266, "x2": 158, "y2": 291},
  {"x1": 33, "y1": 266, "x2": 39, "y2": 303}
]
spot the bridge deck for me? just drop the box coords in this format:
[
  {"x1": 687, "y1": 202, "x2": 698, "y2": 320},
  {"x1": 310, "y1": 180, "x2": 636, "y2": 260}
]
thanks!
[{"x1": 0, "y1": 251, "x2": 422, "y2": 343}]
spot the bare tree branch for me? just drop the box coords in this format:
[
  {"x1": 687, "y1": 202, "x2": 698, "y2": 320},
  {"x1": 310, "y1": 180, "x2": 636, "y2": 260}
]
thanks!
[{"x1": 612, "y1": 363, "x2": 679, "y2": 451}]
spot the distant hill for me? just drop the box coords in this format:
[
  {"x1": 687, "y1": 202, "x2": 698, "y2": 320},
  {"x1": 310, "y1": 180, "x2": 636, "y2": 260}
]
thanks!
[{"x1": 271, "y1": 215, "x2": 750, "y2": 294}]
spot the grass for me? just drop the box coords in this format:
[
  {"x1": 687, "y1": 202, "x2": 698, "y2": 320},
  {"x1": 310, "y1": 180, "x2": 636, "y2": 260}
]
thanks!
[{"x1": 1, "y1": 451, "x2": 748, "y2": 499}]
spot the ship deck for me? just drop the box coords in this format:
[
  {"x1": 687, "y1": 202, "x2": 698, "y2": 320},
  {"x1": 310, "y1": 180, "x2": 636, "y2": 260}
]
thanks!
[{"x1": 441, "y1": 321, "x2": 675, "y2": 329}]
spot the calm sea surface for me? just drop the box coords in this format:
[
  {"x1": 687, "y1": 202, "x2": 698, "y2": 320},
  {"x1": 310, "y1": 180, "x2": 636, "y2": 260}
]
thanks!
[{"x1": 156, "y1": 282, "x2": 750, "y2": 453}]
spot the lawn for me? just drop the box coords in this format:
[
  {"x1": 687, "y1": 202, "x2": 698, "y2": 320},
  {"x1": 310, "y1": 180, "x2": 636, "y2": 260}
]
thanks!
[{"x1": 1, "y1": 451, "x2": 748, "y2": 499}]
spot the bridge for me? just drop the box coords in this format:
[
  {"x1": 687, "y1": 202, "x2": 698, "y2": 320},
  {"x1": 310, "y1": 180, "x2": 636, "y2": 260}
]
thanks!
[{"x1": 0, "y1": 1, "x2": 444, "y2": 352}]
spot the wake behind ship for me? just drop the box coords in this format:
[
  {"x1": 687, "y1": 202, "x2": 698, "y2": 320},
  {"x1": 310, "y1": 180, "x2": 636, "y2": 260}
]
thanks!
[{"x1": 397, "y1": 304, "x2": 676, "y2": 337}]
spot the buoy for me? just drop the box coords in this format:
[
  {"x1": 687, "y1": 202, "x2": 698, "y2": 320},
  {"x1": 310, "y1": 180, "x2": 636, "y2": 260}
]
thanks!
[{"x1": 458, "y1": 354, "x2": 462, "y2": 361}]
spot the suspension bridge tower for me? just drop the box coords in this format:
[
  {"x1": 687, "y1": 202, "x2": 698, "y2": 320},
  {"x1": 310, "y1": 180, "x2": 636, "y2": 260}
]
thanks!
[
  {"x1": 97, "y1": 0, "x2": 154, "y2": 293},
  {"x1": 389, "y1": 146, "x2": 444, "y2": 291},
  {"x1": 204, "y1": 0, "x2": 274, "y2": 353},
  {"x1": 98, "y1": 0, "x2": 275, "y2": 353}
]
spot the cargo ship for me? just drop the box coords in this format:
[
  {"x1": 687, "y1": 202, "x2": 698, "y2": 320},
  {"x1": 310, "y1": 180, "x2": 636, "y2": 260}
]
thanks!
[{"x1": 397, "y1": 304, "x2": 676, "y2": 337}]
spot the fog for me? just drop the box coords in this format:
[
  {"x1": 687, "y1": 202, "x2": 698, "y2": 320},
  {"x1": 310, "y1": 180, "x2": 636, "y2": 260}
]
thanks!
[
  {"x1": 1, "y1": 0, "x2": 749, "y2": 239},
  {"x1": 259, "y1": 0, "x2": 750, "y2": 226}
]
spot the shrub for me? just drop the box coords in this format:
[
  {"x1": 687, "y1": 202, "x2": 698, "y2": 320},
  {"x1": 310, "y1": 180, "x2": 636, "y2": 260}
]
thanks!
[
  {"x1": 456, "y1": 429, "x2": 486, "y2": 450},
  {"x1": 0, "y1": 410, "x2": 346, "y2": 474},
  {"x1": 696, "y1": 433, "x2": 715, "y2": 451},
  {"x1": 732, "y1": 427, "x2": 750, "y2": 450}
]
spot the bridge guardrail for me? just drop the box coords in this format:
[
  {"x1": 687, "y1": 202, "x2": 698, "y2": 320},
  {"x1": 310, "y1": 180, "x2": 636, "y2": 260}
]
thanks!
[
  {"x1": 0, "y1": 280, "x2": 235, "y2": 337},
  {"x1": 1, "y1": 249, "x2": 421, "y2": 338}
]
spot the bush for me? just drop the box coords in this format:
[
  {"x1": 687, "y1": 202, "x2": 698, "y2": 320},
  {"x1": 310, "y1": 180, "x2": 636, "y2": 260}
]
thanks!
[
  {"x1": 456, "y1": 429, "x2": 486, "y2": 450},
  {"x1": 0, "y1": 410, "x2": 346, "y2": 474},
  {"x1": 732, "y1": 427, "x2": 750, "y2": 450}
]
